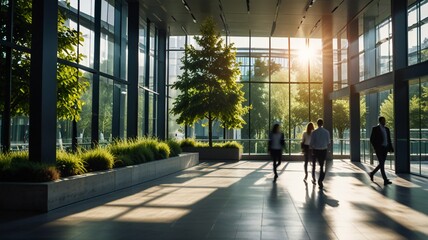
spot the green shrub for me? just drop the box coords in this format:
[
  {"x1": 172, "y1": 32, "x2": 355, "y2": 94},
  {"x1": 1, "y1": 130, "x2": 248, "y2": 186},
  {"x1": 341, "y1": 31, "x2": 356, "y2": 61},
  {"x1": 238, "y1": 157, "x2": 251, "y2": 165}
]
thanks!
[
  {"x1": 167, "y1": 139, "x2": 182, "y2": 157},
  {"x1": 108, "y1": 139, "x2": 134, "y2": 157},
  {"x1": 113, "y1": 154, "x2": 135, "y2": 168},
  {"x1": 109, "y1": 139, "x2": 147, "y2": 166},
  {"x1": 6, "y1": 151, "x2": 29, "y2": 162},
  {"x1": 215, "y1": 141, "x2": 243, "y2": 149},
  {"x1": 180, "y1": 139, "x2": 242, "y2": 148},
  {"x1": 81, "y1": 148, "x2": 114, "y2": 171},
  {"x1": 180, "y1": 138, "x2": 197, "y2": 148},
  {"x1": 145, "y1": 139, "x2": 163, "y2": 160},
  {"x1": 139, "y1": 146, "x2": 154, "y2": 162},
  {"x1": 157, "y1": 142, "x2": 170, "y2": 159},
  {"x1": 133, "y1": 137, "x2": 160, "y2": 160},
  {"x1": 56, "y1": 151, "x2": 86, "y2": 177},
  {"x1": 0, "y1": 153, "x2": 12, "y2": 170},
  {"x1": 0, "y1": 152, "x2": 59, "y2": 182}
]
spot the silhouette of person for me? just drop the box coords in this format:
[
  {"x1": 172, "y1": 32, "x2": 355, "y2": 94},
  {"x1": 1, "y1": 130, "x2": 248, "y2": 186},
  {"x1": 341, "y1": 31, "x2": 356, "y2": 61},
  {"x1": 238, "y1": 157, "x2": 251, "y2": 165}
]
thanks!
[
  {"x1": 369, "y1": 116, "x2": 394, "y2": 185},
  {"x1": 309, "y1": 118, "x2": 331, "y2": 189},
  {"x1": 268, "y1": 123, "x2": 285, "y2": 182},
  {"x1": 302, "y1": 122, "x2": 316, "y2": 184}
]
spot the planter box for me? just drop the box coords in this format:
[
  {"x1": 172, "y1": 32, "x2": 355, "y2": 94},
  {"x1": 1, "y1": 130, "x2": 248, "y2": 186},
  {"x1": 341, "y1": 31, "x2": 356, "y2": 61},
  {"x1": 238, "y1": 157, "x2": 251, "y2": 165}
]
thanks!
[
  {"x1": 182, "y1": 147, "x2": 241, "y2": 161},
  {"x1": 0, "y1": 153, "x2": 198, "y2": 212}
]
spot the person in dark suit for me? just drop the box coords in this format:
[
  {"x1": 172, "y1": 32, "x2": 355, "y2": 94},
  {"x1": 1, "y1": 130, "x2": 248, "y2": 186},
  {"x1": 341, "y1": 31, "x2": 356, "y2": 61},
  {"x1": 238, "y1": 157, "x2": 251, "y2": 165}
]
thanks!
[
  {"x1": 268, "y1": 123, "x2": 285, "y2": 182},
  {"x1": 369, "y1": 116, "x2": 394, "y2": 185}
]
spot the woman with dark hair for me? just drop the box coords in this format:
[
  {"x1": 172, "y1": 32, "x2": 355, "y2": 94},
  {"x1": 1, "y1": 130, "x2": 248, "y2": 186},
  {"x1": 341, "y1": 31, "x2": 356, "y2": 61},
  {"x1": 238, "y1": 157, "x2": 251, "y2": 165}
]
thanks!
[
  {"x1": 268, "y1": 123, "x2": 285, "y2": 182},
  {"x1": 302, "y1": 122, "x2": 316, "y2": 184}
]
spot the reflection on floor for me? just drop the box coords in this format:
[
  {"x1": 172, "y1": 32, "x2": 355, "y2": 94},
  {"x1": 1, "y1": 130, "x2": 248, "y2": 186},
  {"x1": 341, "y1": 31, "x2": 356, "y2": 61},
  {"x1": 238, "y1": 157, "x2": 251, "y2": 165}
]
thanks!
[{"x1": 1, "y1": 160, "x2": 427, "y2": 240}]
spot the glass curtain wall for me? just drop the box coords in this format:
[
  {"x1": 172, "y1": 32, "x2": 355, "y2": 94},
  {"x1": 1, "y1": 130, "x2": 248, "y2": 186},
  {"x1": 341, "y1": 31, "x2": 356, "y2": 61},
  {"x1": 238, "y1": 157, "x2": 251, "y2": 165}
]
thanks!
[
  {"x1": 167, "y1": 35, "x2": 323, "y2": 155},
  {"x1": 358, "y1": 0, "x2": 392, "y2": 81},
  {"x1": 409, "y1": 76, "x2": 428, "y2": 177},
  {"x1": 58, "y1": 0, "x2": 130, "y2": 149},
  {"x1": 137, "y1": 20, "x2": 146, "y2": 137},
  {"x1": 333, "y1": 98, "x2": 350, "y2": 156},
  {"x1": 408, "y1": 0, "x2": 428, "y2": 65},
  {"x1": 0, "y1": 0, "x2": 159, "y2": 152},
  {"x1": 1, "y1": 0, "x2": 32, "y2": 151},
  {"x1": 167, "y1": 36, "x2": 186, "y2": 139}
]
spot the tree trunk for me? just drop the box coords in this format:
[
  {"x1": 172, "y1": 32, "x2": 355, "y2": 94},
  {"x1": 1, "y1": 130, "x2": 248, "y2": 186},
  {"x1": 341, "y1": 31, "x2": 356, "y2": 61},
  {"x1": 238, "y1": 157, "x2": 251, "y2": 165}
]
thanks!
[{"x1": 208, "y1": 112, "x2": 213, "y2": 147}]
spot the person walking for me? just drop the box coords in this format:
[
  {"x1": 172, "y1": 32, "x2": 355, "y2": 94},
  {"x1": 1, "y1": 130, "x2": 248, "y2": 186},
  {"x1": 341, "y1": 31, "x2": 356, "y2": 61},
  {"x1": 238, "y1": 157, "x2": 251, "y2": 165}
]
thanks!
[
  {"x1": 301, "y1": 122, "x2": 316, "y2": 184},
  {"x1": 309, "y1": 119, "x2": 331, "y2": 189},
  {"x1": 268, "y1": 123, "x2": 285, "y2": 182},
  {"x1": 369, "y1": 116, "x2": 394, "y2": 185}
]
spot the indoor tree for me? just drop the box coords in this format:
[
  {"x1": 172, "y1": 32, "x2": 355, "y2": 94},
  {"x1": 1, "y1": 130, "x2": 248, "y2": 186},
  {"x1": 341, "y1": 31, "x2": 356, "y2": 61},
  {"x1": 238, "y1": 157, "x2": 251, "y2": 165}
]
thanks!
[{"x1": 171, "y1": 17, "x2": 250, "y2": 147}]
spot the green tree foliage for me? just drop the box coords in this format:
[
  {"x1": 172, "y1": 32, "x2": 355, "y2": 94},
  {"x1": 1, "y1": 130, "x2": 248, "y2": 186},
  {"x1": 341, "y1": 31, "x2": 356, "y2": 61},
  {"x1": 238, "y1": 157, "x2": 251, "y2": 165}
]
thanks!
[
  {"x1": 271, "y1": 72, "x2": 290, "y2": 127},
  {"x1": 409, "y1": 85, "x2": 428, "y2": 129},
  {"x1": 332, "y1": 99, "x2": 349, "y2": 139},
  {"x1": 421, "y1": 86, "x2": 428, "y2": 127},
  {"x1": 360, "y1": 97, "x2": 367, "y2": 129},
  {"x1": 409, "y1": 95, "x2": 420, "y2": 129},
  {"x1": 380, "y1": 93, "x2": 394, "y2": 131},
  {"x1": 171, "y1": 17, "x2": 250, "y2": 147},
  {"x1": 0, "y1": 0, "x2": 89, "y2": 121}
]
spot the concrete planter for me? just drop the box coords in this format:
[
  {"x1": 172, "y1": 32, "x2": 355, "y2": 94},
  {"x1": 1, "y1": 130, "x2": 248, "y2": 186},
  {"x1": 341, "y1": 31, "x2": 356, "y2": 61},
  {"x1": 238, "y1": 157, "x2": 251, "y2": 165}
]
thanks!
[
  {"x1": 0, "y1": 153, "x2": 198, "y2": 212},
  {"x1": 182, "y1": 147, "x2": 242, "y2": 161}
]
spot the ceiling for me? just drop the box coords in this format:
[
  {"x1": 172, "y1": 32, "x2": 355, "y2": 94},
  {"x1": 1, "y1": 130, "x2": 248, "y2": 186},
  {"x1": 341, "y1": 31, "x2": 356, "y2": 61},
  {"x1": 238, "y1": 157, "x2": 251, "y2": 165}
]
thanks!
[{"x1": 138, "y1": 0, "x2": 392, "y2": 38}]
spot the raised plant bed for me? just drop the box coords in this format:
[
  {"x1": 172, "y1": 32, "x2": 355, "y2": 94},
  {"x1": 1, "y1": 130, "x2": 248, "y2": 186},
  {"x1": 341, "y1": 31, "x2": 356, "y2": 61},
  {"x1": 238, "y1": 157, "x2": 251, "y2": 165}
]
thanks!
[
  {"x1": 0, "y1": 153, "x2": 198, "y2": 212},
  {"x1": 182, "y1": 147, "x2": 241, "y2": 161}
]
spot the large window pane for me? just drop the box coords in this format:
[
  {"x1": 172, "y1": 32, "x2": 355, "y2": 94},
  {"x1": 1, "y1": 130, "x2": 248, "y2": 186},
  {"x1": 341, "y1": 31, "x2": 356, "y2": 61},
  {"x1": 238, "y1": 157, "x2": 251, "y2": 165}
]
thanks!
[
  {"x1": 310, "y1": 84, "x2": 323, "y2": 123},
  {"x1": 249, "y1": 83, "x2": 269, "y2": 154},
  {"x1": 58, "y1": 1, "x2": 79, "y2": 63},
  {"x1": 290, "y1": 38, "x2": 308, "y2": 83},
  {"x1": 13, "y1": 0, "x2": 32, "y2": 48},
  {"x1": 99, "y1": 77, "x2": 113, "y2": 143},
  {"x1": 333, "y1": 98, "x2": 350, "y2": 156},
  {"x1": 309, "y1": 39, "x2": 322, "y2": 83},
  {"x1": 409, "y1": 76, "x2": 428, "y2": 177},
  {"x1": 138, "y1": 88, "x2": 145, "y2": 137},
  {"x1": 271, "y1": 84, "x2": 290, "y2": 152},
  {"x1": 271, "y1": 37, "x2": 289, "y2": 83},
  {"x1": 231, "y1": 37, "x2": 250, "y2": 82},
  {"x1": 240, "y1": 83, "x2": 250, "y2": 153},
  {"x1": 149, "y1": 25, "x2": 156, "y2": 90},
  {"x1": 9, "y1": 49, "x2": 30, "y2": 150},
  {"x1": 169, "y1": 36, "x2": 186, "y2": 50},
  {"x1": 420, "y1": 22, "x2": 428, "y2": 62},
  {"x1": 360, "y1": 95, "x2": 370, "y2": 163},
  {"x1": 77, "y1": 72, "x2": 93, "y2": 147},
  {"x1": 408, "y1": 0, "x2": 428, "y2": 65},
  {"x1": 251, "y1": 37, "x2": 269, "y2": 83},
  {"x1": 100, "y1": 0, "x2": 115, "y2": 75}
]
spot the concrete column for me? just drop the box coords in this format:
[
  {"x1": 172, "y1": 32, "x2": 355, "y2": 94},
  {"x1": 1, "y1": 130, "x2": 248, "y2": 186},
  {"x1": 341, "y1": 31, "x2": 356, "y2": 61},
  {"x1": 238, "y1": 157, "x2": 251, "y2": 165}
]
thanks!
[
  {"x1": 392, "y1": 0, "x2": 410, "y2": 173},
  {"x1": 127, "y1": 1, "x2": 139, "y2": 138},
  {"x1": 91, "y1": 0, "x2": 102, "y2": 147},
  {"x1": 157, "y1": 29, "x2": 167, "y2": 140},
  {"x1": 348, "y1": 19, "x2": 361, "y2": 162},
  {"x1": 29, "y1": 0, "x2": 58, "y2": 163}
]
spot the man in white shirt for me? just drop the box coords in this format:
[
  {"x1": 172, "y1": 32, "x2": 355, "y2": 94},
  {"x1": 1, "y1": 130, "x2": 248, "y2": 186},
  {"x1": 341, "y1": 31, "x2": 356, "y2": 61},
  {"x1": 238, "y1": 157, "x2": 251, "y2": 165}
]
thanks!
[{"x1": 309, "y1": 118, "x2": 331, "y2": 189}]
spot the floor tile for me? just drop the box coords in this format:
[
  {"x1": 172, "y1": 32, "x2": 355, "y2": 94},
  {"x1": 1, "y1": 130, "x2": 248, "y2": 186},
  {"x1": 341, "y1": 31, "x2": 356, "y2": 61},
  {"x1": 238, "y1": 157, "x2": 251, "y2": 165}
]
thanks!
[{"x1": 0, "y1": 160, "x2": 427, "y2": 240}]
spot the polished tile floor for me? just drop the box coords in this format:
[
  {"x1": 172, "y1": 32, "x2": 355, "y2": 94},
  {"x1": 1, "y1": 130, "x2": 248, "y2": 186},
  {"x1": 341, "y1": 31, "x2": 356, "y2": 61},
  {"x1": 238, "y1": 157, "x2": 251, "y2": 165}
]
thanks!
[{"x1": 1, "y1": 160, "x2": 427, "y2": 240}]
